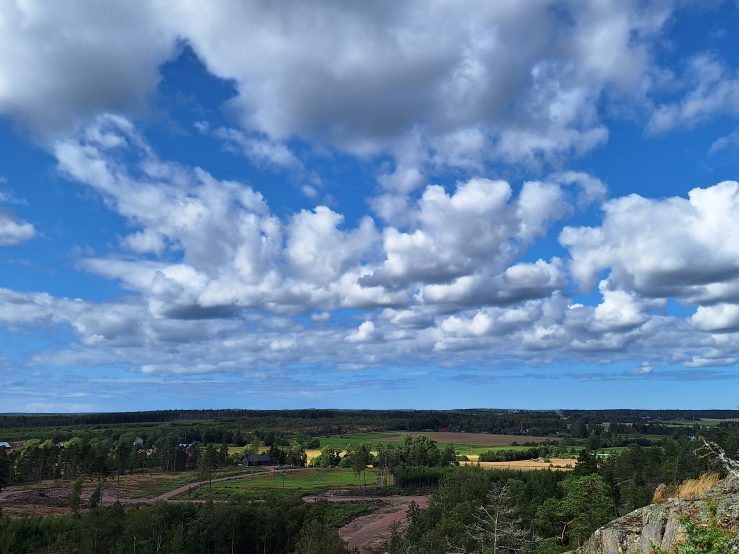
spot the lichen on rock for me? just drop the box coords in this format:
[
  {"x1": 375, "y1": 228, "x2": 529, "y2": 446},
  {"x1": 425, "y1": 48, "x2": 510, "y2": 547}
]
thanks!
[{"x1": 567, "y1": 476, "x2": 739, "y2": 554}]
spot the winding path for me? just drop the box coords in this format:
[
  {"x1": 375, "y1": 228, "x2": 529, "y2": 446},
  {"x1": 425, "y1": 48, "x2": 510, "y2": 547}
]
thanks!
[
  {"x1": 305, "y1": 494, "x2": 429, "y2": 553},
  {"x1": 2, "y1": 469, "x2": 429, "y2": 553},
  {"x1": 101, "y1": 467, "x2": 308, "y2": 505}
]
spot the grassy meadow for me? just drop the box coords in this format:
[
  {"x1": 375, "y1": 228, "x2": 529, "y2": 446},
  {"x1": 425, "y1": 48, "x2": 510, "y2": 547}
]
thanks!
[{"x1": 176, "y1": 468, "x2": 378, "y2": 501}]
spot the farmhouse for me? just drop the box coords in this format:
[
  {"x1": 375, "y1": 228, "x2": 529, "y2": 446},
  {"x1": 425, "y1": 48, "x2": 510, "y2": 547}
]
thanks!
[
  {"x1": 178, "y1": 442, "x2": 196, "y2": 455},
  {"x1": 242, "y1": 453, "x2": 272, "y2": 466}
]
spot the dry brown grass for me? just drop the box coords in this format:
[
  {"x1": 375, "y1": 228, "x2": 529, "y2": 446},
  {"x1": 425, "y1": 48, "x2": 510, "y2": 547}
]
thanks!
[
  {"x1": 459, "y1": 458, "x2": 575, "y2": 471},
  {"x1": 652, "y1": 472, "x2": 721, "y2": 503},
  {"x1": 652, "y1": 483, "x2": 675, "y2": 503},
  {"x1": 676, "y1": 472, "x2": 720, "y2": 500}
]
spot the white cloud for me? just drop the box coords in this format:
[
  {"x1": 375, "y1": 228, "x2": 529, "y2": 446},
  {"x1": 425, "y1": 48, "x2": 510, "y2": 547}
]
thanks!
[
  {"x1": 365, "y1": 178, "x2": 566, "y2": 290},
  {"x1": 648, "y1": 54, "x2": 739, "y2": 134},
  {"x1": 592, "y1": 280, "x2": 649, "y2": 331},
  {"x1": 561, "y1": 181, "x2": 739, "y2": 299},
  {"x1": 0, "y1": 1, "x2": 176, "y2": 137},
  {"x1": 709, "y1": 128, "x2": 739, "y2": 155},
  {"x1": 346, "y1": 321, "x2": 381, "y2": 343},
  {"x1": 692, "y1": 304, "x2": 739, "y2": 332},
  {"x1": 0, "y1": 185, "x2": 35, "y2": 245},
  {"x1": 286, "y1": 207, "x2": 377, "y2": 287},
  {"x1": 0, "y1": 210, "x2": 35, "y2": 245},
  {"x1": 2, "y1": 0, "x2": 739, "y2": 382},
  {"x1": 0, "y1": 0, "x2": 680, "y2": 171}
]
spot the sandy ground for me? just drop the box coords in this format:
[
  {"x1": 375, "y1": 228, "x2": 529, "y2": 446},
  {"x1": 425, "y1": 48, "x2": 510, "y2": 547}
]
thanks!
[
  {"x1": 305, "y1": 494, "x2": 429, "y2": 553},
  {"x1": 460, "y1": 457, "x2": 575, "y2": 471}
]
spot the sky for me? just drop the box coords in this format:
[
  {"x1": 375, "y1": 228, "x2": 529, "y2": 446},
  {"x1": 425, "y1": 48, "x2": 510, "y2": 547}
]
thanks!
[{"x1": 1, "y1": 1, "x2": 739, "y2": 413}]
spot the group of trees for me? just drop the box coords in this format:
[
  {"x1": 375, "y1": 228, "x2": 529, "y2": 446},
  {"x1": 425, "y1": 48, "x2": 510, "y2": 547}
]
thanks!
[
  {"x1": 0, "y1": 408, "x2": 570, "y2": 442},
  {"x1": 392, "y1": 426, "x2": 739, "y2": 553},
  {"x1": 307, "y1": 435, "x2": 459, "y2": 489},
  {"x1": 310, "y1": 435, "x2": 457, "y2": 470},
  {"x1": 477, "y1": 447, "x2": 550, "y2": 462},
  {"x1": 0, "y1": 499, "x2": 351, "y2": 554},
  {"x1": 0, "y1": 433, "x2": 235, "y2": 488}
]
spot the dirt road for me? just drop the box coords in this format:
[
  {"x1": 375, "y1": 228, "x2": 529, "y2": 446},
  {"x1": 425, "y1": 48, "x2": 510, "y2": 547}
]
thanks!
[
  {"x1": 101, "y1": 467, "x2": 309, "y2": 505},
  {"x1": 305, "y1": 494, "x2": 429, "y2": 553},
  {"x1": 1, "y1": 471, "x2": 429, "y2": 552}
]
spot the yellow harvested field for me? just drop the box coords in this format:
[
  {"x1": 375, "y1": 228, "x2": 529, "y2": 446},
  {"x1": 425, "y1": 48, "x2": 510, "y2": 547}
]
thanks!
[
  {"x1": 460, "y1": 458, "x2": 575, "y2": 471},
  {"x1": 393, "y1": 432, "x2": 553, "y2": 446},
  {"x1": 305, "y1": 448, "x2": 322, "y2": 461}
]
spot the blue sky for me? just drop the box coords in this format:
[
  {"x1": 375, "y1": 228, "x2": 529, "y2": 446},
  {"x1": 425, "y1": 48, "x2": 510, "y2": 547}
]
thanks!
[{"x1": 1, "y1": 0, "x2": 739, "y2": 412}]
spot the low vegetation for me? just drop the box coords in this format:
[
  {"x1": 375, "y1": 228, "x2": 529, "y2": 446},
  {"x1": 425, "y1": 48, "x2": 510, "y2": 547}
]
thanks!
[
  {"x1": 0, "y1": 409, "x2": 737, "y2": 552},
  {"x1": 177, "y1": 468, "x2": 377, "y2": 501}
]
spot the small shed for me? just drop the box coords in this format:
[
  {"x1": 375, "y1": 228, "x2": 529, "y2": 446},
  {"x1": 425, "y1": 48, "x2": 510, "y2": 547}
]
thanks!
[
  {"x1": 0, "y1": 442, "x2": 10, "y2": 449},
  {"x1": 242, "y1": 453, "x2": 272, "y2": 466}
]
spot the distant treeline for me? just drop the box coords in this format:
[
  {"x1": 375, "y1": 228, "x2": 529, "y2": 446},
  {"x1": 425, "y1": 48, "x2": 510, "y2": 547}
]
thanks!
[
  {"x1": 0, "y1": 409, "x2": 569, "y2": 437},
  {"x1": 562, "y1": 409, "x2": 739, "y2": 423},
  {"x1": 3, "y1": 408, "x2": 737, "y2": 435}
]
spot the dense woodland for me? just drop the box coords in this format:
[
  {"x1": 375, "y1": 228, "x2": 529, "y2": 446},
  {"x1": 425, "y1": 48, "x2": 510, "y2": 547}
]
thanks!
[
  {"x1": 391, "y1": 428, "x2": 739, "y2": 553},
  {"x1": 0, "y1": 410, "x2": 737, "y2": 553}
]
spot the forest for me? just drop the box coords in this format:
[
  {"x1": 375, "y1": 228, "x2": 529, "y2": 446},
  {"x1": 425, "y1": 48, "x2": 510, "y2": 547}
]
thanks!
[{"x1": 0, "y1": 409, "x2": 737, "y2": 553}]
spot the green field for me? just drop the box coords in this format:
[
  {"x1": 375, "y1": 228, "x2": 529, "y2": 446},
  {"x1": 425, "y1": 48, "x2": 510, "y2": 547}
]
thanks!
[
  {"x1": 126, "y1": 466, "x2": 267, "y2": 498},
  {"x1": 310, "y1": 501, "x2": 376, "y2": 527},
  {"x1": 316, "y1": 432, "x2": 557, "y2": 458},
  {"x1": 177, "y1": 468, "x2": 377, "y2": 501}
]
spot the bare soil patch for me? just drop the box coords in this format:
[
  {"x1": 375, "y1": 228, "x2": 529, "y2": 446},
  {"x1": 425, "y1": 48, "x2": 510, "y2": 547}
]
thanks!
[{"x1": 305, "y1": 494, "x2": 429, "y2": 554}]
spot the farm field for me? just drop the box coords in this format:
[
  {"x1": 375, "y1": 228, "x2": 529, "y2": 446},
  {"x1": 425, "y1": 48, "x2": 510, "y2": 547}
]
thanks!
[
  {"x1": 315, "y1": 431, "x2": 558, "y2": 459},
  {"x1": 228, "y1": 431, "x2": 561, "y2": 463},
  {"x1": 1, "y1": 466, "x2": 267, "y2": 501},
  {"x1": 460, "y1": 458, "x2": 575, "y2": 471},
  {"x1": 177, "y1": 468, "x2": 378, "y2": 501},
  {"x1": 396, "y1": 431, "x2": 554, "y2": 446}
]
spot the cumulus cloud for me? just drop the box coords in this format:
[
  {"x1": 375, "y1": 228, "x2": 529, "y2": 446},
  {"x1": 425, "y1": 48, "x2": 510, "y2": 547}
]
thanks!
[
  {"x1": 692, "y1": 304, "x2": 739, "y2": 333},
  {"x1": 51, "y1": 117, "x2": 594, "y2": 319},
  {"x1": 3, "y1": 1, "x2": 739, "y2": 385},
  {"x1": 648, "y1": 54, "x2": 739, "y2": 134},
  {"x1": 562, "y1": 182, "x2": 739, "y2": 333},
  {"x1": 0, "y1": 0, "x2": 680, "y2": 171},
  {"x1": 561, "y1": 181, "x2": 739, "y2": 299},
  {"x1": 0, "y1": 0, "x2": 176, "y2": 137},
  {"x1": 37, "y1": 116, "x2": 739, "y2": 377},
  {"x1": 365, "y1": 178, "x2": 566, "y2": 289},
  {"x1": 0, "y1": 210, "x2": 35, "y2": 245}
]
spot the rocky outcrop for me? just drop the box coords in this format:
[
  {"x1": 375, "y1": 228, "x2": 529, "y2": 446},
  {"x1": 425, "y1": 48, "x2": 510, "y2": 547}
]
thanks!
[{"x1": 568, "y1": 477, "x2": 739, "y2": 554}]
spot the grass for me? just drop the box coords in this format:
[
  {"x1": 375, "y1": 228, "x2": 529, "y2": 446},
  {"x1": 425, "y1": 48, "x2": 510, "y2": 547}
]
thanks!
[
  {"x1": 177, "y1": 468, "x2": 377, "y2": 501},
  {"x1": 126, "y1": 466, "x2": 268, "y2": 498},
  {"x1": 311, "y1": 501, "x2": 375, "y2": 527},
  {"x1": 677, "y1": 472, "x2": 721, "y2": 500},
  {"x1": 460, "y1": 458, "x2": 575, "y2": 471},
  {"x1": 652, "y1": 472, "x2": 721, "y2": 503},
  {"x1": 2, "y1": 466, "x2": 268, "y2": 499},
  {"x1": 315, "y1": 432, "x2": 556, "y2": 458}
]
